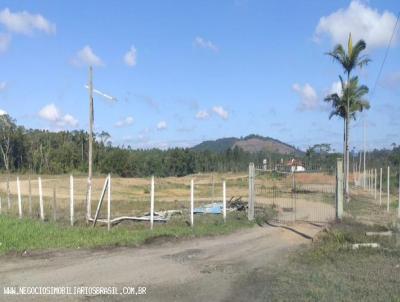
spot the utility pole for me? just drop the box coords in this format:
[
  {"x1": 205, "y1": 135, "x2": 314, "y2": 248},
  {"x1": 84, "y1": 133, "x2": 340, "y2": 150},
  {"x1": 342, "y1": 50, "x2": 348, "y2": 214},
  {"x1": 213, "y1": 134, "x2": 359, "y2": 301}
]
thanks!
[{"x1": 86, "y1": 65, "x2": 94, "y2": 221}]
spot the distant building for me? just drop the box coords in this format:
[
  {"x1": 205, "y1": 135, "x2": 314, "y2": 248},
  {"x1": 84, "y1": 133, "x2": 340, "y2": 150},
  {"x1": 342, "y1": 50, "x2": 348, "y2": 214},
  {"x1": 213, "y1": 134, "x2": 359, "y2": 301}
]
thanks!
[
  {"x1": 263, "y1": 159, "x2": 267, "y2": 171},
  {"x1": 287, "y1": 158, "x2": 305, "y2": 172}
]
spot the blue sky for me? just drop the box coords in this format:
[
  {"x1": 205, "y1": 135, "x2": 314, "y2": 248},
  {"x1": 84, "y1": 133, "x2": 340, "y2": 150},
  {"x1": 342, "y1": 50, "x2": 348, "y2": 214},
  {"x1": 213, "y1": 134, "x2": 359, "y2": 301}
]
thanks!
[{"x1": 0, "y1": 0, "x2": 399, "y2": 152}]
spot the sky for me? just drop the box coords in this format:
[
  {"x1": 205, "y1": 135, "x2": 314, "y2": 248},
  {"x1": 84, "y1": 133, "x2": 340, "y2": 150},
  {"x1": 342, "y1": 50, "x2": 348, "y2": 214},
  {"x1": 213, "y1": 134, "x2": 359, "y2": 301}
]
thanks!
[{"x1": 0, "y1": 0, "x2": 399, "y2": 152}]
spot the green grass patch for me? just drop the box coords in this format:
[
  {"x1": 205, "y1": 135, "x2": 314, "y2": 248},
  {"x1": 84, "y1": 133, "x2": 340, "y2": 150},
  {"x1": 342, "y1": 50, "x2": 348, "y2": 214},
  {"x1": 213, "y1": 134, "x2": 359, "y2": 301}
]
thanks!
[
  {"x1": 0, "y1": 210, "x2": 260, "y2": 255},
  {"x1": 229, "y1": 217, "x2": 400, "y2": 302}
]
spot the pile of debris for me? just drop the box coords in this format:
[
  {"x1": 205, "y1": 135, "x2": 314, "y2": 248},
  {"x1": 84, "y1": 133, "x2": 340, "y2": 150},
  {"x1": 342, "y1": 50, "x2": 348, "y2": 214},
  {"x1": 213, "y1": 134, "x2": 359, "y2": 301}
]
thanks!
[{"x1": 193, "y1": 196, "x2": 246, "y2": 215}]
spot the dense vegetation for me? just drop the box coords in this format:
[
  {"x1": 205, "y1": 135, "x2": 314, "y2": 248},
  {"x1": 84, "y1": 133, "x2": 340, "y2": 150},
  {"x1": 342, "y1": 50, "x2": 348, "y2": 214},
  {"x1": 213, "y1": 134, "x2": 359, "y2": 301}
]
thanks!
[
  {"x1": 0, "y1": 115, "x2": 301, "y2": 177},
  {"x1": 0, "y1": 114, "x2": 398, "y2": 178}
]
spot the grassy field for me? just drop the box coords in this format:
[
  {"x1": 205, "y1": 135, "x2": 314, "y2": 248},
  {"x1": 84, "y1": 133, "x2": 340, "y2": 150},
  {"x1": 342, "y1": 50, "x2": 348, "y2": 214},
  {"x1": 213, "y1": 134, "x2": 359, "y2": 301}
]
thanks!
[
  {"x1": 229, "y1": 189, "x2": 400, "y2": 302},
  {"x1": 0, "y1": 210, "x2": 267, "y2": 255}
]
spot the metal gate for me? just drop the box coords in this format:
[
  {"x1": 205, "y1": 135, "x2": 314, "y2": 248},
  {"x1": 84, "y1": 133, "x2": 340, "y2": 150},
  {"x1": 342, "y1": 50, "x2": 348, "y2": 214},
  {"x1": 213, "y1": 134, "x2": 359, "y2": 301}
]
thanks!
[{"x1": 250, "y1": 162, "x2": 336, "y2": 224}]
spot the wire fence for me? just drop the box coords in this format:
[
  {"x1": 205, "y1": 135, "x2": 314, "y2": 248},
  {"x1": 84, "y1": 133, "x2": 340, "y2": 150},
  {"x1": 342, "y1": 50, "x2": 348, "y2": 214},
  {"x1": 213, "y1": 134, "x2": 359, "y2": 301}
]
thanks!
[
  {"x1": 254, "y1": 168, "x2": 336, "y2": 224},
  {"x1": 0, "y1": 173, "x2": 249, "y2": 229}
]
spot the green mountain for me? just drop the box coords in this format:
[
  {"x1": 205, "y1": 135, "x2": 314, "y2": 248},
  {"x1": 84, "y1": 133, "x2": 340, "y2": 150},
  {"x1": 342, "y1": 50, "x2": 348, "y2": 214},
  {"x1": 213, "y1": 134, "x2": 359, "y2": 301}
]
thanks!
[{"x1": 192, "y1": 134, "x2": 302, "y2": 155}]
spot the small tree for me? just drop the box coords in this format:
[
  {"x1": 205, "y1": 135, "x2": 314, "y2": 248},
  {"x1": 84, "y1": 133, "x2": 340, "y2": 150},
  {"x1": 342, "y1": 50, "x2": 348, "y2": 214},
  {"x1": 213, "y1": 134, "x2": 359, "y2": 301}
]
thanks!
[{"x1": 0, "y1": 114, "x2": 16, "y2": 171}]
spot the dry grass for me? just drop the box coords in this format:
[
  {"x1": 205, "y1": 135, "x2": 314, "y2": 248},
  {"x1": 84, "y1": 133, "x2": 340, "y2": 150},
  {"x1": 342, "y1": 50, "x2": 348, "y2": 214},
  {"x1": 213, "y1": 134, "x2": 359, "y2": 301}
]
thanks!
[
  {"x1": 0, "y1": 171, "x2": 336, "y2": 225},
  {"x1": 0, "y1": 172, "x2": 250, "y2": 223}
]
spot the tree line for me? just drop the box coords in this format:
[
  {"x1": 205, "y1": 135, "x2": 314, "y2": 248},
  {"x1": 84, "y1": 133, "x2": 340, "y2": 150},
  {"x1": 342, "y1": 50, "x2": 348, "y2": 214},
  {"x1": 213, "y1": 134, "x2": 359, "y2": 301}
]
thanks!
[
  {"x1": 0, "y1": 114, "x2": 300, "y2": 177},
  {"x1": 2, "y1": 114, "x2": 396, "y2": 178}
]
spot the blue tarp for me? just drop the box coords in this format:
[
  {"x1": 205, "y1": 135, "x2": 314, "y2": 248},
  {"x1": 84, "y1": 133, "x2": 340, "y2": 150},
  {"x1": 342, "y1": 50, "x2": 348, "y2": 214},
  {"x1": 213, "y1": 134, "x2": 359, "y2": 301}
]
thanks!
[{"x1": 193, "y1": 202, "x2": 223, "y2": 214}]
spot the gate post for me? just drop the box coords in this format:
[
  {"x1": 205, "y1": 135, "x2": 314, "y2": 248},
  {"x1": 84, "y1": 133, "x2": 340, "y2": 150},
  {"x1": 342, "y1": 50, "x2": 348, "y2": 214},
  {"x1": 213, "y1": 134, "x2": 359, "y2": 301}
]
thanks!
[
  {"x1": 336, "y1": 158, "x2": 344, "y2": 220},
  {"x1": 248, "y1": 162, "x2": 255, "y2": 221}
]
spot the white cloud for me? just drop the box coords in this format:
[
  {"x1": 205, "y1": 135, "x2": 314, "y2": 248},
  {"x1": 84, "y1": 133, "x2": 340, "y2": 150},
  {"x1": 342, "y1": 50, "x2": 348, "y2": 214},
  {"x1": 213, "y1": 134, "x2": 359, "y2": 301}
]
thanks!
[
  {"x1": 71, "y1": 45, "x2": 104, "y2": 67},
  {"x1": 0, "y1": 33, "x2": 10, "y2": 52},
  {"x1": 0, "y1": 109, "x2": 7, "y2": 115},
  {"x1": 212, "y1": 106, "x2": 229, "y2": 120},
  {"x1": 329, "y1": 80, "x2": 343, "y2": 96},
  {"x1": 156, "y1": 120, "x2": 167, "y2": 130},
  {"x1": 196, "y1": 110, "x2": 210, "y2": 120},
  {"x1": 292, "y1": 83, "x2": 319, "y2": 111},
  {"x1": 58, "y1": 114, "x2": 78, "y2": 127},
  {"x1": 124, "y1": 46, "x2": 137, "y2": 67},
  {"x1": 0, "y1": 8, "x2": 56, "y2": 35},
  {"x1": 39, "y1": 103, "x2": 59, "y2": 122},
  {"x1": 115, "y1": 116, "x2": 134, "y2": 127},
  {"x1": 315, "y1": 1, "x2": 399, "y2": 48},
  {"x1": 194, "y1": 36, "x2": 219, "y2": 52},
  {"x1": 0, "y1": 81, "x2": 6, "y2": 91},
  {"x1": 38, "y1": 103, "x2": 78, "y2": 128}
]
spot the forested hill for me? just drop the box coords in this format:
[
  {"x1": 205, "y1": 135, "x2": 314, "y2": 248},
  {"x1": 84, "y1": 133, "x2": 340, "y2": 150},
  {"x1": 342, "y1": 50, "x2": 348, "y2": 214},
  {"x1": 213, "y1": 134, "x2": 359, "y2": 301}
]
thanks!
[
  {"x1": 192, "y1": 137, "x2": 238, "y2": 153},
  {"x1": 192, "y1": 134, "x2": 303, "y2": 155}
]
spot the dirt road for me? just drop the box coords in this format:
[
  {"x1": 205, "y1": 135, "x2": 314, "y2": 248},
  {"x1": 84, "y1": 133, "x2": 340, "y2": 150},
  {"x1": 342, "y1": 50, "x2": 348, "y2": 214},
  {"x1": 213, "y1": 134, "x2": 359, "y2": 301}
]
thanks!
[{"x1": 0, "y1": 223, "x2": 322, "y2": 302}]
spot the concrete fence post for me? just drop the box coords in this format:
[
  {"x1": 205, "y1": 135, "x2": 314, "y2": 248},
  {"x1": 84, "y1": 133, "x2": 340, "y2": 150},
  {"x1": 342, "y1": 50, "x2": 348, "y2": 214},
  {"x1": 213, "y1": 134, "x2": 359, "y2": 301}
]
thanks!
[
  {"x1": 6, "y1": 176, "x2": 10, "y2": 210},
  {"x1": 223, "y1": 180, "x2": 226, "y2": 223},
  {"x1": 28, "y1": 175, "x2": 32, "y2": 216},
  {"x1": 380, "y1": 168, "x2": 383, "y2": 206},
  {"x1": 369, "y1": 169, "x2": 372, "y2": 193},
  {"x1": 70, "y1": 175, "x2": 74, "y2": 226},
  {"x1": 398, "y1": 168, "x2": 400, "y2": 218},
  {"x1": 52, "y1": 186, "x2": 57, "y2": 221},
  {"x1": 17, "y1": 176, "x2": 22, "y2": 219},
  {"x1": 387, "y1": 166, "x2": 390, "y2": 213},
  {"x1": 248, "y1": 162, "x2": 255, "y2": 221},
  {"x1": 150, "y1": 176, "x2": 155, "y2": 230},
  {"x1": 38, "y1": 176, "x2": 44, "y2": 221},
  {"x1": 107, "y1": 174, "x2": 111, "y2": 231},
  {"x1": 336, "y1": 158, "x2": 343, "y2": 220},
  {"x1": 190, "y1": 179, "x2": 194, "y2": 227}
]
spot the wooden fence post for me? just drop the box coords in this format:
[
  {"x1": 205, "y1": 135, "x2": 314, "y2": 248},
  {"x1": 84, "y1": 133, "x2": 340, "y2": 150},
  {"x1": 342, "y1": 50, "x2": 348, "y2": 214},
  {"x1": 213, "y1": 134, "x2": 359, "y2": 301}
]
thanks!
[
  {"x1": 336, "y1": 158, "x2": 343, "y2": 220},
  {"x1": 248, "y1": 163, "x2": 255, "y2": 221},
  {"x1": 190, "y1": 179, "x2": 194, "y2": 227},
  {"x1": 223, "y1": 180, "x2": 226, "y2": 223},
  {"x1": 38, "y1": 176, "x2": 44, "y2": 221},
  {"x1": 107, "y1": 174, "x2": 111, "y2": 231},
  {"x1": 150, "y1": 176, "x2": 155, "y2": 230},
  {"x1": 387, "y1": 166, "x2": 390, "y2": 212},
  {"x1": 70, "y1": 175, "x2": 74, "y2": 226},
  {"x1": 17, "y1": 176, "x2": 22, "y2": 219}
]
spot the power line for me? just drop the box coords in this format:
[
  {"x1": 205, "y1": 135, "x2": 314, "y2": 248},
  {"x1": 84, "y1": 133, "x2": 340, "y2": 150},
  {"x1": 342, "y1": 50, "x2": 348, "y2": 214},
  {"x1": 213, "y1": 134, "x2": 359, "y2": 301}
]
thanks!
[{"x1": 371, "y1": 11, "x2": 400, "y2": 96}]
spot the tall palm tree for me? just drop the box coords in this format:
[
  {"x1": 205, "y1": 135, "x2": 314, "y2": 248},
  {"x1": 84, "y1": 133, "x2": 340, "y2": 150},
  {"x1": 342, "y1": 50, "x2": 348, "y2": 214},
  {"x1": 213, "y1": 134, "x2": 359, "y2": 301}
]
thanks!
[
  {"x1": 325, "y1": 76, "x2": 370, "y2": 198},
  {"x1": 327, "y1": 33, "x2": 370, "y2": 199}
]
